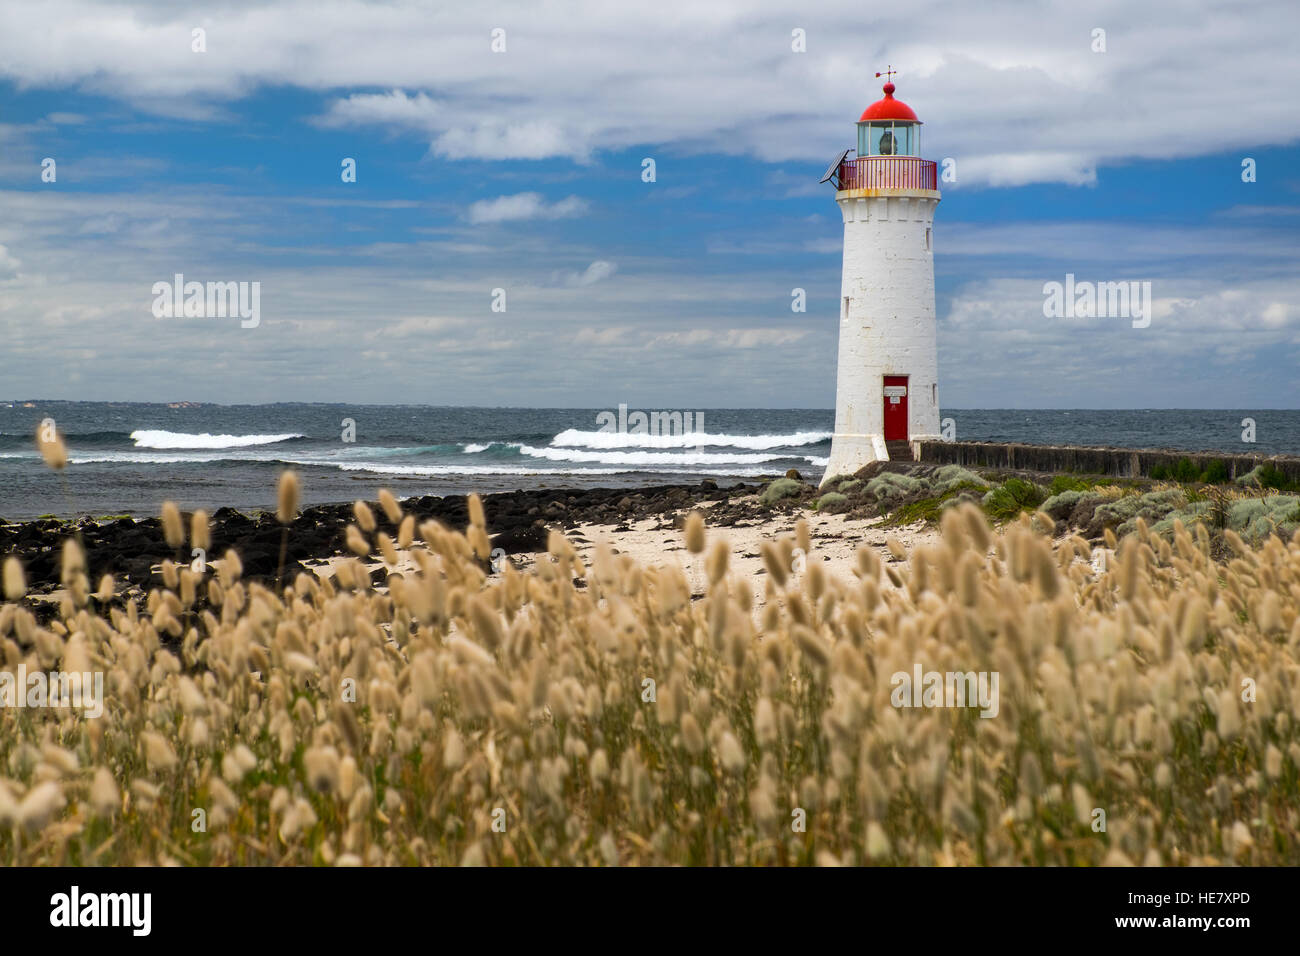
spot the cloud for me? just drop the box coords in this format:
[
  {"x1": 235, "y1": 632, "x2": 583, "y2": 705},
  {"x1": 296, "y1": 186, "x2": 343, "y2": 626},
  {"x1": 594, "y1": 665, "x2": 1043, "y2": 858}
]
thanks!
[
  {"x1": 0, "y1": 3, "x2": 1297, "y2": 407},
  {"x1": 951, "y1": 153, "x2": 1097, "y2": 188},
  {"x1": 647, "y1": 328, "x2": 809, "y2": 349},
  {"x1": 571, "y1": 324, "x2": 811, "y2": 350},
  {"x1": 466, "y1": 192, "x2": 589, "y2": 224},
  {"x1": 937, "y1": 276, "x2": 1300, "y2": 406},
  {"x1": 562, "y1": 260, "x2": 617, "y2": 287},
  {"x1": 0, "y1": 243, "x2": 21, "y2": 279},
  {"x1": 0, "y1": 2, "x2": 1298, "y2": 185},
  {"x1": 316, "y1": 90, "x2": 441, "y2": 132}
]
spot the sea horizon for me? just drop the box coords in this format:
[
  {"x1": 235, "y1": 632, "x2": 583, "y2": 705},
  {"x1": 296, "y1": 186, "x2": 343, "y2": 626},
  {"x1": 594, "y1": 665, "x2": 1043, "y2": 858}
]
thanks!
[{"x1": 2, "y1": 401, "x2": 1297, "y2": 520}]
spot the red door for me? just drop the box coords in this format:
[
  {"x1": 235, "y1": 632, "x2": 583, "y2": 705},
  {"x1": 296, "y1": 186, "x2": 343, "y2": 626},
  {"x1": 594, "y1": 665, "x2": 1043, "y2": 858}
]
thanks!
[{"x1": 883, "y1": 376, "x2": 909, "y2": 440}]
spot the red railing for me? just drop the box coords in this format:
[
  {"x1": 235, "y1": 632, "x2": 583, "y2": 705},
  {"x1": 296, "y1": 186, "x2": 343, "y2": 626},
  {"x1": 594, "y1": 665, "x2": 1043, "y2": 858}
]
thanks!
[{"x1": 838, "y1": 156, "x2": 937, "y2": 191}]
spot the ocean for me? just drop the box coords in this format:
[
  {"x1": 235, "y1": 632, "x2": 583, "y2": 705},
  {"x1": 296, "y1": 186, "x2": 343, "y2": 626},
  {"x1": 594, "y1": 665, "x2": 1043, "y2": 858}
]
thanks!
[{"x1": 1, "y1": 402, "x2": 1297, "y2": 520}]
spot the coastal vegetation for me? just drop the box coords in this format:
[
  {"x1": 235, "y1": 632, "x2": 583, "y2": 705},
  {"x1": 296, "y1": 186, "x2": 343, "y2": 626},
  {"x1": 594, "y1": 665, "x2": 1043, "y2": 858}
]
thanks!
[
  {"x1": 2, "y1": 430, "x2": 1299, "y2": 866},
  {"x1": 765, "y1": 463, "x2": 1300, "y2": 548},
  {"x1": 1, "y1": 463, "x2": 1299, "y2": 865}
]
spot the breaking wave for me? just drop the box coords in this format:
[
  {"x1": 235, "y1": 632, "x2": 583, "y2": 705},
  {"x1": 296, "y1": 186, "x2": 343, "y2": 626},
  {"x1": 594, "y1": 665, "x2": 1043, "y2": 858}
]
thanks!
[
  {"x1": 551, "y1": 428, "x2": 831, "y2": 450},
  {"x1": 130, "y1": 429, "x2": 305, "y2": 449}
]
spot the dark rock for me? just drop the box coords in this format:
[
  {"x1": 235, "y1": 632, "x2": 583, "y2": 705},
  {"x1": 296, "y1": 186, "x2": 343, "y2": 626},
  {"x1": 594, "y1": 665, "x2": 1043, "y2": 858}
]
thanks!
[{"x1": 491, "y1": 522, "x2": 550, "y2": 555}]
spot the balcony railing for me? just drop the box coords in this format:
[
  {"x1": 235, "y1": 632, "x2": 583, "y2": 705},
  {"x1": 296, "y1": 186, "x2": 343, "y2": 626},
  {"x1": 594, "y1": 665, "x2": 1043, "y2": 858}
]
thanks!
[{"x1": 838, "y1": 156, "x2": 937, "y2": 191}]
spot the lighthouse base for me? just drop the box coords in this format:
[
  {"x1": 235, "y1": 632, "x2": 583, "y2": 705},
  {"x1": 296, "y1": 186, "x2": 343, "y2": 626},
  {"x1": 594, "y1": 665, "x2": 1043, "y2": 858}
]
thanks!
[{"x1": 819, "y1": 433, "x2": 942, "y2": 487}]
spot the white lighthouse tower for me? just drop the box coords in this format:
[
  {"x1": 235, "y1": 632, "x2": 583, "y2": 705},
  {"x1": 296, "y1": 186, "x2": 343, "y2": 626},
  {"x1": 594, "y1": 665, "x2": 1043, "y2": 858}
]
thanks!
[{"x1": 820, "y1": 72, "x2": 941, "y2": 485}]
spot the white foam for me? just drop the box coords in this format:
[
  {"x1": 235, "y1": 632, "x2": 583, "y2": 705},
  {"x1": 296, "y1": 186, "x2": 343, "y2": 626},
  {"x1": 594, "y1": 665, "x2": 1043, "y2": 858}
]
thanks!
[
  {"x1": 462, "y1": 443, "x2": 490, "y2": 453},
  {"x1": 324, "y1": 462, "x2": 783, "y2": 478},
  {"x1": 328, "y1": 462, "x2": 628, "y2": 476},
  {"x1": 70, "y1": 452, "x2": 244, "y2": 464},
  {"x1": 130, "y1": 429, "x2": 304, "y2": 449},
  {"x1": 519, "y1": 444, "x2": 802, "y2": 467},
  {"x1": 551, "y1": 428, "x2": 831, "y2": 450}
]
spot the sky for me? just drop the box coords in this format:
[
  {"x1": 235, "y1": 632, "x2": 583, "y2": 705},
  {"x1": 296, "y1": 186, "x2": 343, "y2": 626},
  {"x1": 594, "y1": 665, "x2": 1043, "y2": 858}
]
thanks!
[{"x1": 0, "y1": 0, "x2": 1297, "y2": 409}]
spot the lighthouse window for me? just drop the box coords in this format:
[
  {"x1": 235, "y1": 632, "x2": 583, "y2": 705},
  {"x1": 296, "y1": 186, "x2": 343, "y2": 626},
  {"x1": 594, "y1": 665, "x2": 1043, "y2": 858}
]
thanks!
[
  {"x1": 859, "y1": 122, "x2": 917, "y2": 157},
  {"x1": 925, "y1": 228, "x2": 931, "y2": 251}
]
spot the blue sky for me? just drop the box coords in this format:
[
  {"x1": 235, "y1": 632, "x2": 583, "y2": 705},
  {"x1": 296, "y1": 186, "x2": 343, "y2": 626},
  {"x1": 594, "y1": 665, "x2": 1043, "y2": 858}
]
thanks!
[{"x1": 0, "y1": 0, "x2": 1298, "y2": 408}]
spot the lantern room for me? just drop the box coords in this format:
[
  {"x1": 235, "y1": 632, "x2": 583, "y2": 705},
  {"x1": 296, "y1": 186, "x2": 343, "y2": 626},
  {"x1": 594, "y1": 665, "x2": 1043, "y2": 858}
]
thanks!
[{"x1": 857, "y1": 81, "x2": 921, "y2": 158}]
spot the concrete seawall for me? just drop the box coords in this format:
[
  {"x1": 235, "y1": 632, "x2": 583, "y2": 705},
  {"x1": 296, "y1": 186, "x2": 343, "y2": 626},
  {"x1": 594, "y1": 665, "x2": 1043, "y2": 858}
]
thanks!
[{"x1": 915, "y1": 441, "x2": 1300, "y2": 482}]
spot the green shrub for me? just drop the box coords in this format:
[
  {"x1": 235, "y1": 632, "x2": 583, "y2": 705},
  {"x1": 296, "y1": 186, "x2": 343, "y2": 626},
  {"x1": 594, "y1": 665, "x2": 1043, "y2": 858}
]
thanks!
[
  {"x1": 1235, "y1": 464, "x2": 1299, "y2": 492},
  {"x1": 886, "y1": 484, "x2": 984, "y2": 526},
  {"x1": 1048, "y1": 475, "x2": 1091, "y2": 496},
  {"x1": 982, "y1": 478, "x2": 1046, "y2": 522},
  {"x1": 888, "y1": 496, "x2": 944, "y2": 525},
  {"x1": 1257, "y1": 464, "x2": 1299, "y2": 492},
  {"x1": 837, "y1": 479, "x2": 861, "y2": 493},
  {"x1": 761, "y1": 478, "x2": 803, "y2": 505},
  {"x1": 1150, "y1": 460, "x2": 1198, "y2": 482},
  {"x1": 1201, "y1": 459, "x2": 1230, "y2": 484},
  {"x1": 1150, "y1": 458, "x2": 1232, "y2": 484}
]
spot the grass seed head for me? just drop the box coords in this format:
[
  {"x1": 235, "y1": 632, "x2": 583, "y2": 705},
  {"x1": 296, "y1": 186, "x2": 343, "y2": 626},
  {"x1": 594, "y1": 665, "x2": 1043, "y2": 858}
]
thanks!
[
  {"x1": 378, "y1": 488, "x2": 402, "y2": 525},
  {"x1": 3, "y1": 557, "x2": 26, "y2": 601},
  {"x1": 277, "y1": 470, "x2": 301, "y2": 524},
  {"x1": 684, "y1": 511, "x2": 705, "y2": 554},
  {"x1": 161, "y1": 501, "x2": 184, "y2": 549}
]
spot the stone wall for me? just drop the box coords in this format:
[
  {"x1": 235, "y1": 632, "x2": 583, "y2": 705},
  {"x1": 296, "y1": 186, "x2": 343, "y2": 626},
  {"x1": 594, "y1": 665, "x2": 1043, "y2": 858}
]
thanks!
[{"x1": 915, "y1": 441, "x2": 1300, "y2": 482}]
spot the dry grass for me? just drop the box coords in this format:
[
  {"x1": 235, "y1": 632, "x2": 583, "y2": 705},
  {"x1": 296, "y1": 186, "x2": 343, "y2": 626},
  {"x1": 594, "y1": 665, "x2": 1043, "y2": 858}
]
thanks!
[{"x1": 1, "y1": 483, "x2": 1299, "y2": 866}]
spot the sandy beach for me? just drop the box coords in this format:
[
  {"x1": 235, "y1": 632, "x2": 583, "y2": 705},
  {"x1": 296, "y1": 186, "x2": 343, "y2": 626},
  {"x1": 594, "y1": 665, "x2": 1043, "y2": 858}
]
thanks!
[{"x1": 303, "y1": 493, "x2": 943, "y2": 612}]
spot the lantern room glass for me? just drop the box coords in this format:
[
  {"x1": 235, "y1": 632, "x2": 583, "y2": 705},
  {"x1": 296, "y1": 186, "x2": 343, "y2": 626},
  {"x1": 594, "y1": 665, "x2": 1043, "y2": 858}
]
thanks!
[{"x1": 858, "y1": 121, "x2": 919, "y2": 157}]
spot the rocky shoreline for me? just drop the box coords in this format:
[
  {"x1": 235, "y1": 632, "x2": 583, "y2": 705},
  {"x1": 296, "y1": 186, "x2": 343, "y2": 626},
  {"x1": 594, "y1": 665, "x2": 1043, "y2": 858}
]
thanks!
[
  {"x1": 0, "y1": 478, "x2": 794, "y2": 609},
  {"x1": 7, "y1": 456, "x2": 1297, "y2": 625}
]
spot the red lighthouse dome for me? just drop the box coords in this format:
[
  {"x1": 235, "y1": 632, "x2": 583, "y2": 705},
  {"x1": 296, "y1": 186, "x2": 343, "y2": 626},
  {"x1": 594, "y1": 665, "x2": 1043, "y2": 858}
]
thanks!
[{"x1": 859, "y1": 82, "x2": 919, "y2": 122}]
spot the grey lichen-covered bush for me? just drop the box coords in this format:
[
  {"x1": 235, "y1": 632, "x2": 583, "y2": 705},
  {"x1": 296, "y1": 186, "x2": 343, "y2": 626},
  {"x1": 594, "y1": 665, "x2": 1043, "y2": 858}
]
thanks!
[
  {"x1": 1236, "y1": 465, "x2": 1266, "y2": 488},
  {"x1": 814, "y1": 492, "x2": 849, "y2": 513},
  {"x1": 1138, "y1": 494, "x2": 1300, "y2": 545},
  {"x1": 1096, "y1": 489, "x2": 1188, "y2": 537},
  {"x1": 932, "y1": 465, "x2": 988, "y2": 493},
  {"x1": 760, "y1": 477, "x2": 804, "y2": 505},
  {"x1": 1230, "y1": 495, "x2": 1300, "y2": 543},
  {"x1": 865, "y1": 472, "x2": 927, "y2": 505},
  {"x1": 1040, "y1": 489, "x2": 1102, "y2": 522},
  {"x1": 1149, "y1": 501, "x2": 1215, "y2": 537},
  {"x1": 837, "y1": 479, "x2": 861, "y2": 494}
]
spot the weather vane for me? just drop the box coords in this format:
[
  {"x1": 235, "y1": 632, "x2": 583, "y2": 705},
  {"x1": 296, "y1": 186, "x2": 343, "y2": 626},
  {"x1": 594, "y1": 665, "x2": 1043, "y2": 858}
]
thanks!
[{"x1": 875, "y1": 66, "x2": 897, "y2": 83}]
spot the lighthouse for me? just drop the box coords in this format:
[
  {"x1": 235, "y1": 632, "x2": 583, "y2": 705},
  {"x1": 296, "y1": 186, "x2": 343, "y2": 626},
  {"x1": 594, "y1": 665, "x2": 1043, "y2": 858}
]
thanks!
[{"x1": 819, "y1": 73, "x2": 941, "y2": 484}]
